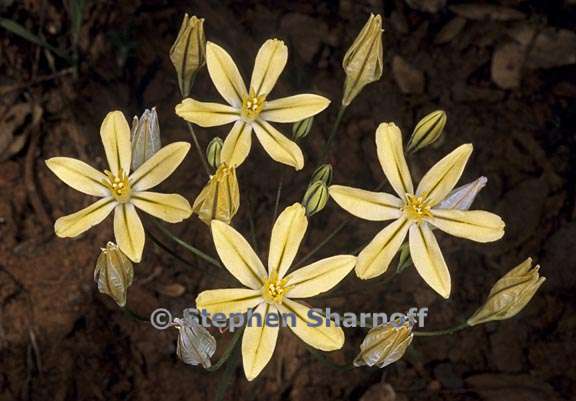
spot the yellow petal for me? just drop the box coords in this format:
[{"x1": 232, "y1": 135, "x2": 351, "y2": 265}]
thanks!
[
  {"x1": 285, "y1": 255, "x2": 356, "y2": 298},
  {"x1": 242, "y1": 303, "x2": 279, "y2": 381},
  {"x1": 416, "y1": 144, "x2": 473, "y2": 206},
  {"x1": 206, "y1": 41, "x2": 247, "y2": 107},
  {"x1": 131, "y1": 191, "x2": 192, "y2": 223},
  {"x1": 409, "y1": 223, "x2": 451, "y2": 299},
  {"x1": 428, "y1": 209, "x2": 505, "y2": 243},
  {"x1": 130, "y1": 142, "x2": 190, "y2": 191},
  {"x1": 45, "y1": 157, "x2": 109, "y2": 197},
  {"x1": 114, "y1": 203, "x2": 145, "y2": 262},
  {"x1": 260, "y1": 94, "x2": 330, "y2": 123},
  {"x1": 175, "y1": 98, "x2": 239, "y2": 127},
  {"x1": 211, "y1": 220, "x2": 268, "y2": 289},
  {"x1": 195, "y1": 288, "x2": 263, "y2": 315},
  {"x1": 54, "y1": 197, "x2": 116, "y2": 237},
  {"x1": 376, "y1": 123, "x2": 414, "y2": 198},
  {"x1": 356, "y1": 217, "x2": 410, "y2": 279},
  {"x1": 253, "y1": 119, "x2": 304, "y2": 170},
  {"x1": 249, "y1": 39, "x2": 287, "y2": 96},
  {"x1": 268, "y1": 203, "x2": 308, "y2": 278},
  {"x1": 329, "y1": 185, "x2": 402, "y2": 221},
  {"x1": 277, "y1": 299, "x2": 344, "y2": 351},
  {"x1": 100, "y1": 111, "x2": 132, "y2": 176},
  {"x1": 221, "y1": 120, "x2": 253, "y2": 168}
]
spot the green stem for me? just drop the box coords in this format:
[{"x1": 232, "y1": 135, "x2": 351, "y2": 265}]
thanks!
[
  {"x1": 213, "y1": 343, "x2": 241, "y2": 401},
  {"x1": 322, "y1": 106, "x2": 347, "y2": 160},
  {"x1": 305, "y1": 346, "x2": 353, "y2": 371},
  {"x1": 206, "y1": 326, "x2": 244, "y2": 372},
  {"x1": 186, "y1": 122, "x2": 211, "y2": 176},
  {"x1": 317, "y1": 270, "x2": 398, "y2": 299},
  {"x1": 414, "y1": 322, "x2": 469, "y2": 337},
  {"x1": 122, "y1": 307, "x2": 148, "y2": 322},
  {"x1": 272, "y1": 170, "x2": 287, "y2": 223},
  {"x1": 296, "y1": 220, "x2": 348, "y2": 267}
]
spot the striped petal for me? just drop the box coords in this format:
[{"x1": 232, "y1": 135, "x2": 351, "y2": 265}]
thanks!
[
  {"x1": 242, "y1": 303, "x2": 279, "y2": 381},
  {"x1": 195, "y1": 288, "x2": 263, "y2": 315},
  {"x1": 45, "y1": 157, "x2": 109, "y2": 197},
  {"x1": 285, "y1": 255, "x2": 356, "y2": 298},
  {"x1": 211, "y1": 220, "x2": 268, "y2": 289},
  {"x1": 206, "y1": 41, "x2": 247, "y2": 107},
  {"x1": 130, "y1": 142, "x2": 190, "y2": 191},
  {"x1": 329, "y1": 185, "x2": 402, "y2": 221},
  {"x1": 250, "y1": 39, "x2": 287, "y2": 96},
  {"x1": 356, "y1": 217, "x2": 410, "y2": 279},
  {"x1": 268, "y1": 203, "x2": 308, "y2": 278},
  {"x1": 100, "y1": 111, "x2": 132, "y2": 176},
  {"x1": 114, "y1": 203, "x2": 145, "y2": 262},
  {"x1": 54, "y1": 197, "x2": 116, "y2": 238},
  {"x1": 131, "y1": 191, "x2": 192, "y2": 223},
  {"x1": 416, "y1": 144, "x2": 473, "y2": 207},
  {"x1": 261, "y1": 94, "x2": 330, "y2": 123},
  {"x1": 409, "y1": 223, "x2": 451, "y2": 299},
  {"x1": 175, "y1": 98, "x2": 239, "y2": 127},
  {"x1": 376, "y1": 122, "x2": 414, "y2": 198},
  {"x1": 428, "y1": 209, "x2": 505, "y2": 243},
  {"x1": 221, "y1": 120, "x2": 253, "y2": 168},
  {"x1": 253, "y1": 119, "x2": 304, "y2": 170}
]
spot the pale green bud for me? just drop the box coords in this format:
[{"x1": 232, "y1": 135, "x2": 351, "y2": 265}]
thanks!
[
  {"x1": 292, "y1": 116, "x2": 314, "y2": 140},
  {"x1": 94, "y1": 242, "x2": 134, "y2": 307},
  {"x1": 131, "y1": 107, "x2": 161, "y2": 171},
  {"x1": 310, "y1": 164, "x2": 333, "y2": 185},
  {"x1": 302, "y1": 180, "x2": 329, "y2": 216},
  {"x1": 407, "y1": 110, "x2": 447, "y2": 153},
  {"x1": 170, "y1": 14, "x2": 206, "y2": 97},
  {"x1": 206, "y1": 137, "x2": 223, "y2": 170}
]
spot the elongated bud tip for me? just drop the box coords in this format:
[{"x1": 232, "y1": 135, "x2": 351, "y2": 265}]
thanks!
[
  {"x1": 206, "y1": 137, "x2": 224, "y2": 170},
  {"x1": 292, "y1": 116, "x2": 314, "y2": 140},
  {"x1": 131, "y1": 107, "x2": 161, "y2": 171},
  {"x1": 407, "y1": 110, "x2": 447, "y2": 153},
  {"x1": 302, "y1": 180, "x2": 329, "y2": 216},
  {"x1": 310, "y1": 164, "x2": 333, "y2": 185},
  {"x1": 170, "y1": 14, "x2": 206, "y2": 97}
]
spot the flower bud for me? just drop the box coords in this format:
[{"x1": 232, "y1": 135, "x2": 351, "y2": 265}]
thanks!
[
  {"x1": 94, "y1": 242, "x2": 134, "y2": 307},
  {"x1": 438, "y1": 176, "x2": 487, "y2": 211},
  {"x1": 302, "y1": 180, "x2": 329, "y2": 216},
  {"x1": 130, "y1": 108, "x2": 161, "y2": 171},
  {"x1": 354, "y1": 317, "x2": 413, "y2": 368},
  {"x1": 310, "y1": 163, "x2": 333, "y2": 185},
  {"x1": 342, "y1": 14, "x2": 384, "y2": 106},
  {"x1": 407, "y1": 110, "x2": 447, "y2": 153},
  {"x1": 173, "y1": 314, "x2": 216, "y2": 368},
  {"x1": 292, "y1": 116, "x2": 314, "y2": 140},
  {"x1": 170, "y1": 14, "x2": 206, "y2": 97},
  {"x1": 192, "y1": 163, "x2": 240, "y2": 225},
  {"x1": 206, "y1": 137, "x2": 223, "y2": 170},
  {"x1": 467, "y1": 258, "x2": 545, "y2": 326}
]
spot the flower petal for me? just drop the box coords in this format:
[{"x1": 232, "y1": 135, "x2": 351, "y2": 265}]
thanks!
[
  {"x1": 54, "y1": 197, "x2": 116, "y2": 238},
  {"x1": 221, "y1": 120, "x2": 253, "y2": 168},
  {"x1": 195, "y1": 288, "x2": 263, "y2": 315},
  {"x1": 211, "y1": 220, "x2": 268, "y2": 289},
  {"x1": 261, "y1": 94, "x2": 330, "y2": 123},
  {"x1": 249, "y1": 39, "x2": 287, "y2": 96},
  {"x1": 253, "y1": 119, "x2": 304, "y2": 170},
  {"x1": 356, "y1": 217, "x2": 410, "y2": 279},
  {"x1": 409, "y1": 223, "x2": 451, "y2": 299},
  {"x1": 268, "y1": 203, "x2": 308, "y2": 278},
  {"x1": 428, "y1": 209, "x2": 505, "y2": 243},
  {"x1": 131, "y1": 191, "x2": 192, "y2": 223},
  {"x1": 130, "y1": 142, "x2": 190, "y2": 191},
  {"x1": 416, "y1": 144, "x2": 473, "y2": 206},
  {"x1": 100, "y1": 111, "x2": 132, "y2": 176},
  {"x1": 175, "y1": 98, "x2": 239, "y2": 127},
  {"x1": 329, "y1": 185, "x2": 402, "y2": 221},
  {"x1": 114, "y1": 203, "x2": 145, "y2": 262},
  {"x1": 206, "y1": 41, "x2": 247, "y2": 107},
  {"x1": 285, "y1": 255, "x2": 356, "y2": 298},
  {"x1": 45, "y1": 157, "x2": 109, "y2": 197},
  {"x1": 376, "y1": 122, "x2": 414, "y2": 198},
  {"x1": 277, "y1": 299, "x2": 344, "y2": 351},
  {"x1": 242, "y1": 303, "x2": 279, "y2": 381}
]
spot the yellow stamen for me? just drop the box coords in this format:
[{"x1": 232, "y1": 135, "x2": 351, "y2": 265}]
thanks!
[
  {"x1": 103, "y1": 169, "x2": 132, "y2": 203},
  {"x1": 241, "y1": 89, "x2": 266, "y2": 121},
  {"x1": 261, "y1": 271, "x2": 290, "y2": 304},
  {"x1": 403, "y1": 194, "x2": 432, "y2": 221}
]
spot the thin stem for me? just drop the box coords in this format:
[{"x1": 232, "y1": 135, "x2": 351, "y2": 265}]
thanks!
[
  {"x1": 414, "y1": 322, "x2": 469, "y2": 337},
  {"x1": 186, "y1": 122, "x2": 211, "y2": 176},
  {"x1": 296, "y1": 220, "x2": 348, "y2": 267},
  {"x1": 317, "y1": 270, "x2": 398, "y2": 299},
  {"x1": 206, "y1": 326, "x2": 244, "y2": 372},
  {"x1": 322, "y1": 106, "x2": 347, "y2": 160},
  {"x1": 272, "y1": 170, "x2": 287, "y2": 223},
  {"x1": 305, "y1": 346, "x2": 353, "y2": 371},
  {"x1": 213, "y1": 343, "x2": 241, "y2": 401}
]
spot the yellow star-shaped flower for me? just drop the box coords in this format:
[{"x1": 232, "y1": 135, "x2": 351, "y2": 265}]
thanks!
[
  {"x1": 329, "y1": 123, "x2": 505, "y2": 298},
  {"x1": 46, "y1": 111, "x2": 192, "y2": 262},
  {"x1": 196, "y1": 203, "x2": 356, "y2": 380},
  {"x1": 175, "y1": 39, "x2": 331, "y2": 170}
]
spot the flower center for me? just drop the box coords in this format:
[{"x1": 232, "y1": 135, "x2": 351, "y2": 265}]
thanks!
[
  {"x1": 241, "y1": 90, "x2": 265, "y2": 121},
  {"x1": 103, "y1": 169, "x2": 132, "y2": 203},
  {"x1": 261, "y1": 272, "x2": 289, "y2": 304},
  {"x1": 403, "y1": 194, "x2": 432, "y2": 221}
]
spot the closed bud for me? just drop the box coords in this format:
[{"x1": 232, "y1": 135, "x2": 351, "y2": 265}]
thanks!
[
  {"x1": 342, "y1": 14, "x2": 384, "y2": 106},
  {"x1": 193, "y1": 163, "x2": 240, "y2": 225},
  {"x1": 467, "y1": 258, "x2": 545, "y2": 326},
  {"x1": 407, "y1": 110, "x2": 447, "y2": 153},
  {"x1": 354, "y1": 317, "x2": 413, "y2": 368},
  {"x1": 302, "y1": 180, "x2": 329, "y2": 216},
  {"x1": 292, "y1": 116, "x2": 314, "y2": 140},
  {"x1": 310, "y1": 163, "x2": 333, "y2": 185},
  {"x1": 206, "y1": 137, "x2": 223, "y2": 170},
  {"x1": 94, "y1": 242, "x2": 134, "y2": 307},
  {"x1": 438, "y1": 176, "x2": 487, "y2": 211},
  {"x1": 131, "y1": 107, "x2": 161, "y2": 171},
  {"x1": 173, "y1": 313, "x2": 216, "y2": 369},
  {"x1": 170, "y1": 14, "x2": 206, "y2": 97}
]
